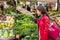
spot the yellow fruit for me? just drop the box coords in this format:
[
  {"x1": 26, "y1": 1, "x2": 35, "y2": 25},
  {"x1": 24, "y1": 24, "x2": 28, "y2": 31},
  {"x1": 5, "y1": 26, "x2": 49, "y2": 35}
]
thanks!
[{"x1": 5, "y1": 22, "x2": 7, "y2": 27}]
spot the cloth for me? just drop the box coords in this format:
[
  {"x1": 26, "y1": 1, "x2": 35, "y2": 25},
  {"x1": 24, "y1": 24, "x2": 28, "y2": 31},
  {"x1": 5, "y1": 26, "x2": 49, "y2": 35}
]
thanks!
[{"x1": 37, "y1": 16, "x2": 50, "y2": 40}]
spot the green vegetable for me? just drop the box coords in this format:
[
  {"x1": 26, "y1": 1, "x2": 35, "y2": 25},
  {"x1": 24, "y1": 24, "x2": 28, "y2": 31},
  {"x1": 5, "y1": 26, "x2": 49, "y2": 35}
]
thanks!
[{"x1": 14, "y1": 14, "x2": 38, "y2": 40}]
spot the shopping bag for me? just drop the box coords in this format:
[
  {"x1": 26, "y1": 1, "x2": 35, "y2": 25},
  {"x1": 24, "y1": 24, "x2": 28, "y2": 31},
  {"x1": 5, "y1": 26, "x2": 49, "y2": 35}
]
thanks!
[{"x1": 48, "y1": 21, "x2": 60, "y2": 39}]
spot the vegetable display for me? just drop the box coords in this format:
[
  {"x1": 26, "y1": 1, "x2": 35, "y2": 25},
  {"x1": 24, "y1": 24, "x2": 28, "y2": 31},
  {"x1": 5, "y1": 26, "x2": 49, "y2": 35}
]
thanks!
[
  {"x1": 0, "y1": 14, "x2": 14, "y2": 38},
  {"x1": 14, "y1": 14, "x2": 38, "y2": 40}
]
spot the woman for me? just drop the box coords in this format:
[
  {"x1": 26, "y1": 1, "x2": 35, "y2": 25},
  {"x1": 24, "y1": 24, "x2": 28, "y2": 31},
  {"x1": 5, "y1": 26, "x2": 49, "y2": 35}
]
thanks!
[{"x1": 36, "y1": 6, "x2": 50, "y2": 40}]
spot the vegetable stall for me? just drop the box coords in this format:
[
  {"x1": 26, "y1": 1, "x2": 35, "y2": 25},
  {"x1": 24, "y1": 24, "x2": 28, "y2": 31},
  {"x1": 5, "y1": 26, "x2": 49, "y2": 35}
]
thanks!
[{"x1": 0, "y1": 12, "x2": 38, "y2": 40}]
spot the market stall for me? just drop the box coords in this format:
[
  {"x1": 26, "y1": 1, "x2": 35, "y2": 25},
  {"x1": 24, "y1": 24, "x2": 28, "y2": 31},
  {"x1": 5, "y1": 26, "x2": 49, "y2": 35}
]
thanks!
[{"x1": 0, "y1": 7, "x2": 38, "y2": 40}]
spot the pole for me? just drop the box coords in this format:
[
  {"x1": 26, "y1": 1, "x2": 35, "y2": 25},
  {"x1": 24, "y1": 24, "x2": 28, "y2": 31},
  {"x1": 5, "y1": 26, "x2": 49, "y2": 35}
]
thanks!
[{"x1": 57, "y1": 0, "x2": 59, "y2": 11}]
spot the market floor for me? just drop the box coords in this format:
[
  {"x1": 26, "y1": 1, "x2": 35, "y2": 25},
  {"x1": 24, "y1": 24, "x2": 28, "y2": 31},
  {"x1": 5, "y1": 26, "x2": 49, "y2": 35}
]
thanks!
[{"x1": 57, "y1": 36, "x2": 60, "y2": 40}]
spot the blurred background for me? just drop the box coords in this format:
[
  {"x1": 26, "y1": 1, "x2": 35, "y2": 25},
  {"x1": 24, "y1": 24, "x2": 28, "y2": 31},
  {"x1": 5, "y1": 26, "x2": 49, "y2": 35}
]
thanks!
[{"x1": 0, "y1": 0, "x2": 60, "y2": 40}]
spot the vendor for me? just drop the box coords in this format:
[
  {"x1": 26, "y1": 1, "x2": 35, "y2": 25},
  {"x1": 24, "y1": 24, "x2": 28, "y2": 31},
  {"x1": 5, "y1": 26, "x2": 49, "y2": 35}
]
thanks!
[
  {"x1": 26, "y1": 5, "x2": 31, "y2": 12},
  {"x1": 0, "y1": 3, "x2": 4, "y2": 14},
  {"x1": 1, "y1": 4, "x2": 4, "y2": 11}
]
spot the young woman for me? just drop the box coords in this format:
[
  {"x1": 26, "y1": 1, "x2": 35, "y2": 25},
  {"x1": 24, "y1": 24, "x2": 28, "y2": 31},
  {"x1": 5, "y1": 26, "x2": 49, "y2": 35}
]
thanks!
[{"x1": 36, "y1": 6, "x2": 50, "y2": 40}]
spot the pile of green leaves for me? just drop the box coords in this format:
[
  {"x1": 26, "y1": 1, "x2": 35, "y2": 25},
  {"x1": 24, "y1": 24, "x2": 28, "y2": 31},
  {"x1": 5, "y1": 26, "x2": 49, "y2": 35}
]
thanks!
[
  {"x1": 14, "y1": 14, "x2": 38, "y2": 40},
  {"x1": 5, "y1": 8, "x2": 16, "y2": 14},
  {"x1": 50, "y1": 11, "x2": 59, "y2": 16}
]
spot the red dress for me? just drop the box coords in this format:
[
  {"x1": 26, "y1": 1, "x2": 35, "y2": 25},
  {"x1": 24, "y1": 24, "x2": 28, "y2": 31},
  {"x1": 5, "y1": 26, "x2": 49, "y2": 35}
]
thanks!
[{"x1": 37, "y1": 16, "x2": 50, "y2": 40}]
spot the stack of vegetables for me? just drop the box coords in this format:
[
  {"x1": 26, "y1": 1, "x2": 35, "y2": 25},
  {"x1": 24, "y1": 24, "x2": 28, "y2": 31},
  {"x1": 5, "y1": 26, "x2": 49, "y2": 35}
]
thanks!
[
  {"x1": 5, "y1": 8, "x2": 16, "y2": 14},
  {"x1": 49, "y1": 11, "x2": 59, "y2": 16},
  {"x1": 0, "y1": 14, "x2": 14, "y2": 38},
  {"x1": 14, "y1": 14, "x2": 38, "y2": 40}
]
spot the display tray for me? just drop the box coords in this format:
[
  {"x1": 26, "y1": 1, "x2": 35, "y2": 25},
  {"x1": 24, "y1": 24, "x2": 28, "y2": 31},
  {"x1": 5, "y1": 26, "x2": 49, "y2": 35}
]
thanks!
[{"x1": 0, "y1": 36, "x2": 15, "y2": 40}]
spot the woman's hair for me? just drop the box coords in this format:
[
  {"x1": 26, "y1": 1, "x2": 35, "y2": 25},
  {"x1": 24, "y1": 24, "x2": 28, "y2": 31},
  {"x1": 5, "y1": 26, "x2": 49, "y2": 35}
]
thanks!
[{"x1": 37, "y1": 6, "x2": 48, "y2": 16}]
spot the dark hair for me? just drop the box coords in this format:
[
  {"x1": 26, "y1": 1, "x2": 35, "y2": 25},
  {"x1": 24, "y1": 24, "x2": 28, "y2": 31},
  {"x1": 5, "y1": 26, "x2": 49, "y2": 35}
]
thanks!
[{"x1": 37, "y1": 6, "x2": 48, "y2": 16}]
